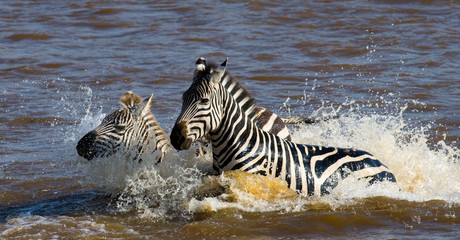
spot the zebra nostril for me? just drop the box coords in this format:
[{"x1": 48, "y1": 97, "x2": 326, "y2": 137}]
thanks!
[{"x1": 76, "y1": 130, "x2": 97, "y2": 160}]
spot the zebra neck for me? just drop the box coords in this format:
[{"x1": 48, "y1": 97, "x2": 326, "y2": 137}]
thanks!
[
  {"x1": 220, "y1": 74, "x2": 257, "y2": 120},
  {"x1": 132, "y1": 113, "x2": 156, "y2": 150},
  {"x1": 208, "y1": 90, "x2": 265, "y2": 173}
]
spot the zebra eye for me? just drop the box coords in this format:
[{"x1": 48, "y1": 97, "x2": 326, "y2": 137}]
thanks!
[
  {"x1": 114, "y1": 125, "x2": 126, "y2": 131},
  {"x1": 200, "y1": 98, "x2": 210, "y2": 104}
]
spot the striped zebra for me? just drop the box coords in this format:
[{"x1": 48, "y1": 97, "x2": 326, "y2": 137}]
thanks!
[
  {"x1": 170, "y1": 58, "x2": 396, "y2": 196},
  {"x1": 196, "y1": 105, "x2": 291, "y2": 156},
  {"x1": 76, "y1": 91, "x2": 170, "y2": 163}
]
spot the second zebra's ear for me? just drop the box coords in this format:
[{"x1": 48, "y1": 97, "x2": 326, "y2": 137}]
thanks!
[
  {"x1": 212, "y1": 58, "x2": 228, "y2": 84},
  {"x1": 120, "y1": 91, "x2": 142, "y2": 109},
  {"x1": 195, "y1": 57, "x2": 206, "y2": 71},
  {"x1": 193, "y1": 57, "x2": 206, "y2": 79},
  {"x1": 134, "y1": 94, "x2": 152, "y2": 116}
]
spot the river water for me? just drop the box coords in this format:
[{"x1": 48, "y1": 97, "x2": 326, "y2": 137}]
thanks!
[{"x1": 1, "y1": 0, "x2": 459, "y2": 239}]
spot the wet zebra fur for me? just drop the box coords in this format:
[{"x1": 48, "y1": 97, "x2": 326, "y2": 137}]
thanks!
[
  {"x1": 195, "y1": 58, "x2": 325, "y2": 142},
  {"x1": 170, "y1": 58, "x2": 396, "y2": 196},
  {"x1": 194, "y1": 58, "x2": 291, "y2": 141},
  {"x1": 76, "y1": 91, "x2": 170, "y2": 163},
  {"x1": 194, "y1": 58, "x2": 302, "y2": 157},
  {"x1": 196, "y1": 105, "x2": 292, "y2": 156}
]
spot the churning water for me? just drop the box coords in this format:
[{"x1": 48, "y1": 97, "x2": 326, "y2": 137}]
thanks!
[{"x1": 1, "y1": 0, "x2": 459, "y2": 239}]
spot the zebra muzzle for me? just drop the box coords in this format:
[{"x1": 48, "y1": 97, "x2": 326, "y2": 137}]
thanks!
[
  {"x1": 170, "y1": 122, "x2": 192, "y2": 150},
  {"x1": 76, "y1": 130, "x2": 97, "y2": 160}
]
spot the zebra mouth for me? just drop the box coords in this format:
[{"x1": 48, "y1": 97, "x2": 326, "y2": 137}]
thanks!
[
  {"x1": 170, "y1": 122, "x2": 192, "y2": 150},
  {"x1": 170, "y1": 134, "x2": 192, "y2": 150},
  {"x1": 77, "y1": 147, "x2": 96, "y2": 160},
  {"x1": 179, "y1": 138, "x2": 192, "y2": 150}
]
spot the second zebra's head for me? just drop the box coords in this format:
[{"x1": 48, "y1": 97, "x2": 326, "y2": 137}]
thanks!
[
  {"x1": 76, "y1": 91, "x2": 153, "y2": 160},
  {"x1": 170, "y1": 57, "x2": 228, "y2": 150}
]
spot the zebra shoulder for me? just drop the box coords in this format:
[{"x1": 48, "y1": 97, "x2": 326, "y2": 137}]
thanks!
[{"x1": 253, "y1": 107, "x2": 291, "y2": 141}]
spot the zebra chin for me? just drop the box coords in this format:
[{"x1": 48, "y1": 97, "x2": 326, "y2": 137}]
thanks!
[{"x1": 171, "y1": 137, "x2": 192, "y2": 150}]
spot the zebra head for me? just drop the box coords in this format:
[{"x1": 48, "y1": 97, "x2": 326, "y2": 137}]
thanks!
[
  {"x1": 170, "y1": 57, "x2": 228, "y2": 150},
  {"x1": 76, "y1": 91, "x2": 154, "y2": 160}
]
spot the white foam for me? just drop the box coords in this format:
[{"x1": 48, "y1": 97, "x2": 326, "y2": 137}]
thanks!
[
  {"x1": 76, "y1": 98, "x2": 459, "y2": 218},
  {"x1": 290, "y1": 105, "x2": 460, "y2": 203}
]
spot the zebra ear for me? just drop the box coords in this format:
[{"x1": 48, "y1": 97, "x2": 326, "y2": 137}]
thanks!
[
  {"x1": 195, "y1": 57, "x2": 206, "y2": 72},
  {"x1": 217, "y1": 58, "x2": 228, "y2": 72},
  {"x1": 193, "y1": 57, "x2": 207, "y2": 79},
  {"x1": 120, "y1": 91, "x2": 142, "y2": 109},
  {"x1": 134, "y1": 94, "x2": 152, "y2": 116},
  {"x1": 212, "y1": 58, "x2": 228, "y2": 83}
]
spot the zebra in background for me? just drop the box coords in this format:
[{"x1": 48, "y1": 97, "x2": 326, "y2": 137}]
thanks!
[
  {"x1": 170, "y1": 58, "x2": 396, "y2": 196},
  {"x1": 76, "y1": 91, "x2": 170, "y2": 163}
]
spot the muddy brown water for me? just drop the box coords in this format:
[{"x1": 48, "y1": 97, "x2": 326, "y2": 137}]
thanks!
[{"x1": 0, "y1": 1, "x2": 459, "y2": 239}]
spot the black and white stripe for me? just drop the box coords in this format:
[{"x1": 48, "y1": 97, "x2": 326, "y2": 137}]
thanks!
[
  {"x1": 170, "y1": 58, "x2": 396, "y2": 196},
  {"x1": 193, "y1": 58, "x2": 291, "y2": 141},
  {"x1": 77, "y1": 91, "x2": 170, "y2": 163}
]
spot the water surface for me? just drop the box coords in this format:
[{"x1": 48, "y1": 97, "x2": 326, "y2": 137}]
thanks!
[{"x1": 1, "y1": 0, "x2": 459, "y2": 239}]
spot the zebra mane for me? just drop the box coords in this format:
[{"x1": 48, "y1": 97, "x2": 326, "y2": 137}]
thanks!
[
  {"x1": 119, "y1": 91, "x2": 142, "y2": 109},
  {"x1": 205, "y1": 62, "x2": 258, "y2": 119}
]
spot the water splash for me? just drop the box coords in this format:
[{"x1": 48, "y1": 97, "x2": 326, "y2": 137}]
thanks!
[
  {"x1": 76, "y1": 97, "x2": 459, "y2": 220},
  {"x1": 290, "y1": 104, "x2": 460, "y2": 203},
  {"x1": 82, "y1": 143, "x2": 212, "y2": 220}
]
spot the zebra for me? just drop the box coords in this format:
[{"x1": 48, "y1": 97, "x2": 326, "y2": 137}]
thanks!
[
  {"x1": 76, "y1": 91, "x2": 170, "y2": 163},
  {"x1": 170, "y1": 58, "x2": 396, "y2": 196}
]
